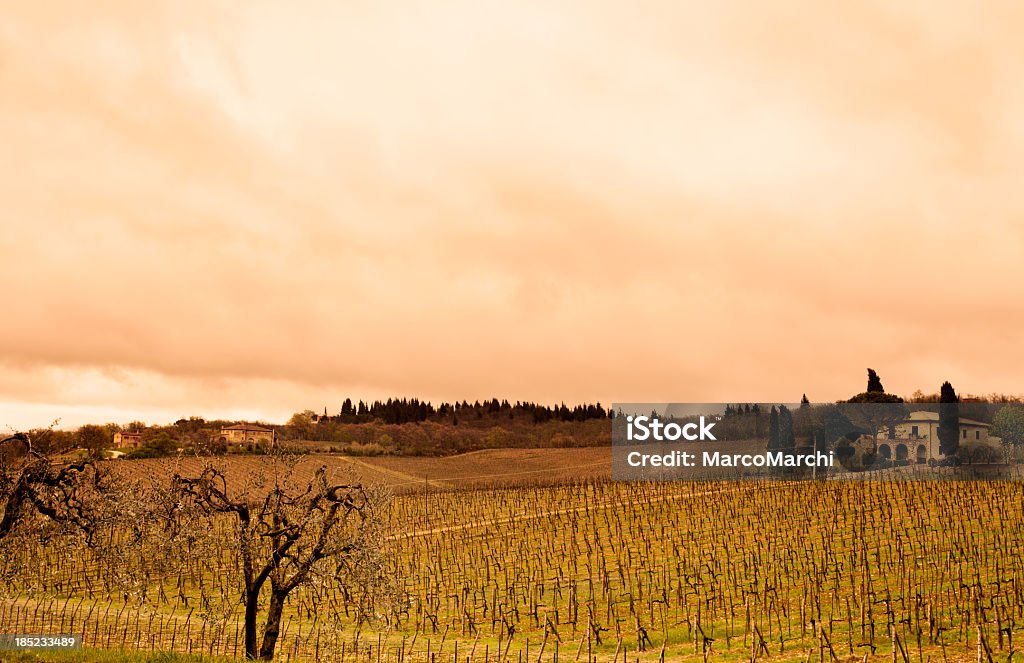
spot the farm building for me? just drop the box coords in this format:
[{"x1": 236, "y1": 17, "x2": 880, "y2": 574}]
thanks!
[
  {"x1": 219, "y1": 423, "x2": 276, "y2": 448},
  {"x1": 113, "y1": 431, "x2": 143, "y2": 449},
  {"x1": 877, "y1": 410, "x2": 993, "y2": 463}
]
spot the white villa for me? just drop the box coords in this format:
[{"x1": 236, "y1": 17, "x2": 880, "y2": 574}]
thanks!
[{"x1": 877, "y1": 410, "x2": 992, "y2": 464}]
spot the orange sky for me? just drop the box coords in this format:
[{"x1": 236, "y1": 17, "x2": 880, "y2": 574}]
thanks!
[{"x1": 2, "y1": 2, "x2": 1023, "y2": 429}]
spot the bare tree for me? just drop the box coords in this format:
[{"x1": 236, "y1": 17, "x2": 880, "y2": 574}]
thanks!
[
  {"x1": 0, "y1": 431, "x2": 112, "y2": 542},
  {"x1": 170, "y1": 458, "x2": 387, "y2": 660}
]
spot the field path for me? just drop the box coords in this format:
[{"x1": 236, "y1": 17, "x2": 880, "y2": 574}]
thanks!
[{"x1": 337, "y1": 455, "x2": 454, "y2": 489}]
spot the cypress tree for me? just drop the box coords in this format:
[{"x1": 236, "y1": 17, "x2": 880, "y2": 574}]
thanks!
[
  {"x1": 769, "y1": 406, "x2": 780, "y2": 451},
  {"x1": 938, "y1": 381, "x2": 960, "y2": 457},
  {"x1": 779, "y1": 405, "x2": 795, "y2": 451}
]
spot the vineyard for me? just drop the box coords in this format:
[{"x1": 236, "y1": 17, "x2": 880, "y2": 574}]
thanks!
[
  {"x1": 1, "y1": 452, "x2": 1023, "y2": 662},
  {"x1": 101, "y1": 448, "x2": 614, "y2": 493}
]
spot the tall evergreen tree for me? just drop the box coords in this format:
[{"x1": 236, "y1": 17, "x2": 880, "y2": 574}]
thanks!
[
  {"x1": 768, "y1": 406, "x2": 780, "y2": 451},
  {"x1": 867, "y1": 369, "x2": 884, "y2": 393},
  {"x1": 938, "y1": 381, "x2": 960, "y2": 457},
  {"x1": 778, "y1": 405, "x2": 795, "y2": 451}
]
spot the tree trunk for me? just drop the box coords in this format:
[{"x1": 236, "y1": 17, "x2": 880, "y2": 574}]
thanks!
[
  {"x1": 259, "y1": 590, "x2": 288, "y2": 660},
  {"x1": 244, "y1": 587, "x2": 260, "y2": 660}
]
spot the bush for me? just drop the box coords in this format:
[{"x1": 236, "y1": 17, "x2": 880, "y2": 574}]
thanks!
[
  {"x1": 959, "y1": 445, "x2": 1002, "y2": 464},
  {"x1": 125, "y1": 446, "x2": 165, "y2": 459}
]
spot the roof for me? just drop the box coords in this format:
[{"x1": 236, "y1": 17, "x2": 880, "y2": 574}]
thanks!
[
  {"x1": 117, "y1": 432, "x2": 142, "y2": 437},
  {"x1": 905, "y1": 410, "x2": 991, "y2": 427},
  {"x1": 221, "y1": 424, "x2": 274, "y2": 432}
]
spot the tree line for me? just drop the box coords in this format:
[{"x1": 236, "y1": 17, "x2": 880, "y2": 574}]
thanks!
[{"x1": 314, "y1": 397, "x2": 613, "y2": 426}]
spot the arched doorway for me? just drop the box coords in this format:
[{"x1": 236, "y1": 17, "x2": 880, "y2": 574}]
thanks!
[
  {"x1": 916, "y1": 444, "x2": 927, "y2": 464},
  {"x1": 878, "y1": 444, "x2": 891, "y2": 460},
  {"x1": 895, "y1": 444, "x2": 908, "y2": 462}
]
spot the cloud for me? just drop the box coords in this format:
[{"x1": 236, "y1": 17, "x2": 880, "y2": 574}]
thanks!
[{"x1": 1, "y1": 1, "x2": 1023, "y2": 428}]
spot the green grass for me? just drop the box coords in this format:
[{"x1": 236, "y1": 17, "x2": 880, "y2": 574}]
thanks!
[{"x1": 0, "y1": 649, "x2": 240, "y2": 663}]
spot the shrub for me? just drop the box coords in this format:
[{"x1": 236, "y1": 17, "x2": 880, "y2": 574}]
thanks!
[{"x1": 124, "y1": 446, "x2": 165, "y2": 459}]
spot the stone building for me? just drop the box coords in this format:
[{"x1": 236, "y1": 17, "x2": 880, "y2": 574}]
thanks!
[
  {"x1": 113, "y1": 431, "x2": 143, "y2": 449},
  {"x1": 218, "y1": 423, "x2": 276, "y2": 448},
  {"x1": 877, "y1": 410, "x2": 992, "y2": 463}
]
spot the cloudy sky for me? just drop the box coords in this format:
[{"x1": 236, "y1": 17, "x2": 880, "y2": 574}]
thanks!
[{"x1": 2, "y1": 2, "x2": 1023, "y2": 429}]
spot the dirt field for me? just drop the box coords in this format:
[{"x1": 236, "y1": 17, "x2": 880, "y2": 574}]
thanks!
[{"x1": 104, "y1": 446, "x2": 613, "y2": 493}]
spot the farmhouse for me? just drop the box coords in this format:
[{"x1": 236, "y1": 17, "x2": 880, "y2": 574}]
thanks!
[
  {"x1": 113, "y1": 431, "x2": 143, "y2": 449},
  {"x1": 877, "y1": 410, "x2": 991, "y2": 463},
  {"x1": 219, "y1": 423, "x2": 276, "y2": 448}
]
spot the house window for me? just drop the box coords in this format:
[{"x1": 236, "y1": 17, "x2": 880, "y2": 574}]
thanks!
[
  {"x1": 911, "y1": 425, "x2": 919, "y2": 437},
  {"x1": 962, "y1": 429, "x2": 967, "y2": 439},
  {"x1": 975, "y1": 430, "x2": 980, "y2": 440}
]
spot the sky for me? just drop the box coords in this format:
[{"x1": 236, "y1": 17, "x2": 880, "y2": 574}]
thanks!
[{"x1": 2, "y1": 2, "x2": 1023, "y2": 430}]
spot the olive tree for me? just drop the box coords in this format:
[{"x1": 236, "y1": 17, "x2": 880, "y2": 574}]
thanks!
[
  {"x1": 0, "y1": 431, "x2": 112, "y2": 542},
  {"x1": 169, "y1": 457, "x2": 389, "y2": 660}
]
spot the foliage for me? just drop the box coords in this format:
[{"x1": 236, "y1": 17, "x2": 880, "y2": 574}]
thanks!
[
  {"x1": 840, "y1": 401, "x2": 908, "y2": 448},
  {"x1": 291, "y1": 398, "x2": 612, "y2": 435},
  {"x1": 813, "y1": 404, "x2": 863, "y2": 445},
  {"x1": 848, "y1": 369, "x2": 903, "y2": 404},
  {"x1": 777, "y1": 405, "x2": 795, "y2": 451},
  {"x1": 847, "y1": 390, "x2": 904, "y2": 403},
  {"x1": 148, "y1": 432, "x2": 179, "y2": 454},
  {"x1": 938, "y1": 381, "x2": 960, "y2": 457},
  {"x1": 957, "y1": 444, "x2": 1002, "y2": 464},
  {"x1": 285, "y1": 419, "x2": 611, "y2": 456},
  {"x1": 992, "y1": 404, "x2": 1024, "y2": 446},
  {"x1": 124, "y1": 446, "x2": 165, "y2": 460},
  {"x1": 76, "y1": 424, "x2": 109, "y2": 457},
  {"x1": 866, "y1": 368, "x2": 884, "y2": 393}
]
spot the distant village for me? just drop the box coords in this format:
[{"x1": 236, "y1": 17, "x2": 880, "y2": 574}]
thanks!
[{"x1": 107, "y1": 422, "x2": 277, "y2": 457}]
